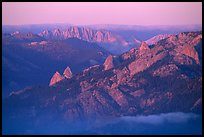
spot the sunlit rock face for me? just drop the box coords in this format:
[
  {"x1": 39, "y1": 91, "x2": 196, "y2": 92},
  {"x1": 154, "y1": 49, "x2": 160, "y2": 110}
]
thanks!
[
  {"x1": 49, "y1": 71, "x2": 64, "y2": 86},
  {"x1": 158, "y1": 31, "x2": 202, "y2": 64},
  {"x1": 63, "y1": 66, "x2": 73, "y2": 79},
  {"x1": 139, "y1": 42, "x2": 150, "y2": 50},
  {"x1": 38, "y1": 26, "x2": 128, "y2": 46},
  {"x1": 103, "y1": 55, "x2": 114, "y2": 70}
]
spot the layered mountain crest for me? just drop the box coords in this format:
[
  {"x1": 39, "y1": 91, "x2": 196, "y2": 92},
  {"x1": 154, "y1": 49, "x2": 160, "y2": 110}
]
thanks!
[
  {"x1": 38, "y1": 26, "x2": 127, "y2": 45},
  {"x1": 5, "y1": 26, "x2": 143, "y2": 55},
  {"x1": 3, "y1": 31, "x2": 46, "y2": 44},
  {"x1": 3, "y1": 31, "x2": 202, "y2": 126},
  {"x1": 37, "y1": 26, "x2": 143, "y2": 55}
]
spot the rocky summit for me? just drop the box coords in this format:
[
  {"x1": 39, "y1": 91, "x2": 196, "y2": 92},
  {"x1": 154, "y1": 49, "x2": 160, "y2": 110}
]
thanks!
[
  {"x1": 139, "y1": 41, "x2": 150, "y2": 50},
  {"x1": 49, "y1": 71, "x2": 64, "y2": 86},
  {"x1": 49, "y1": 66, "x2": 73, "y2": 86},
  {"x1": 63, "y1": 66, "x2": 73, "y2": 79}
]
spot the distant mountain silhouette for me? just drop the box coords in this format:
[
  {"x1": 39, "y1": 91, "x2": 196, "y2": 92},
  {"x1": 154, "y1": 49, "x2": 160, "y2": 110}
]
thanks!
[{"x1": 38, "y1": 26, "x2": 141, "y2": 54}]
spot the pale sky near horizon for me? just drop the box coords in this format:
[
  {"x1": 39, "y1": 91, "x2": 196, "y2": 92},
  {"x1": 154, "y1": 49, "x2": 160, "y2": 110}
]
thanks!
[{"x1": 2, "y1": 2, "x2": 202, "y2": 26}]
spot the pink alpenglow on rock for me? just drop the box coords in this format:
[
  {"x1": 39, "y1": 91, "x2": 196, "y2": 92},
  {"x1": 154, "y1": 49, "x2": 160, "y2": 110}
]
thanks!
[
  {"x1": 103, "y1": 55, "x2": 114, "y2": 70},
  {"x1": 145, "y1": 34, "x2": 172, "y2": 45},
  {"x1": 49, "y1": 71, "x2": 64, "y2": 86},
  {"x1": 139, "y1": 42, "x2": 150, "y2": 50},
  {"x1": 63, "y1": 66, "x2": 73, "y2": 79}
]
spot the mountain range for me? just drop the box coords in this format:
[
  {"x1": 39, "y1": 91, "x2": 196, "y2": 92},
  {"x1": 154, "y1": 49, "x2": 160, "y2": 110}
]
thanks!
[
  {"x1": 3, "y1": 31, "x2": 202, "y2": 134},
  {"x1": 2, "y1": 31, "x2": 110, "y2": 97},
  {"x1": 38, "y1": 26, "x2": 141, "y2": 54}
]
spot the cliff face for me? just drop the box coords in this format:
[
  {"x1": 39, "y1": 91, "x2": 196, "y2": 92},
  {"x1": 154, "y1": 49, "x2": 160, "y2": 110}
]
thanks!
[
  {"x1": 49, "y1": 66, "x2": 73, "y2": 86},
  {"x1": 37, "y1": 26, "x2": 143, "y2": 55},
  {"x1": 103, "y1": 55, "x2": 114, "y2": 70},
  {"x1": 38, "y1": 26, "x2": 128, "y2": 46},
  {"x1": 63, "y1": 66, "x2": 73, "y2": 79}
]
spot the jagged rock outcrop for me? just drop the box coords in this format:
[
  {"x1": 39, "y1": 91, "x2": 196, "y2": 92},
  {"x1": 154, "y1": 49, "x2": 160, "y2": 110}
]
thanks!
[
  {"x1": 49, "y1": 71, "x2": 64, "y2": 86},
  {"x1": 103, "y1": 55, "x2": 114, "y2": 70},
  {"x1": 63, "y1": 66, "x2": 73, "y2": 79},
  {"x1": 38, "y1": 26, "x2": 128, "y2": 46},
  {"x1": 49, "y1": 67, "x2": 73, "y2": 86},
  {"x1": 139, "y1": 42, "x2": 150, "y2": 50},
  {"x1": 158, "y1": 31, "x2": 202, "y2": 64},
  {"x1": 38, "y1": 26, "x2": 143, "y2": 54}
]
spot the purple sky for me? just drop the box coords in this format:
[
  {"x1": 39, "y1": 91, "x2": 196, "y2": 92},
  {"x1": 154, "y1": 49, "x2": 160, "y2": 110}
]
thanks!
[{"x1": 2, "y1": 2, "x2": 202, "y2": 26}]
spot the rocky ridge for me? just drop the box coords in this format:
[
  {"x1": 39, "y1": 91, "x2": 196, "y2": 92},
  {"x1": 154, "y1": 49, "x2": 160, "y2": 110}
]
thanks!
[{"x1": 38, "y1": 26, "x2": 129, "y2": 46}]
